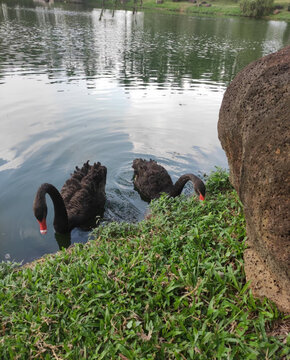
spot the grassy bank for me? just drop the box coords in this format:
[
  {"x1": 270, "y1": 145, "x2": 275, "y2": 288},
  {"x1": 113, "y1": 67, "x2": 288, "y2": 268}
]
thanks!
[
  {"x1": 0, "y1": 170, "x2": 289, "y2": 359},
  {"x1": 91, "y1": 0, "x2": 290, "y2": 21}
]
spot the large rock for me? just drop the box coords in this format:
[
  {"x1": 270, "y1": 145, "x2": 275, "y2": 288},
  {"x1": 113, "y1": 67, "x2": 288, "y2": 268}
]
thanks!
[{"x1": 218, "y1": 46, "x2": 290, "y2": 313}]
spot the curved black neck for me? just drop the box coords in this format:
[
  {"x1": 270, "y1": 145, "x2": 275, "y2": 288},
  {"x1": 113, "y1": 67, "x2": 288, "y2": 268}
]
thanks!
[
  {"x1": 37, "y1": 183, "x2": 70, "y2": 234},
  {"x1": 170, "y1": 174, "x2": 201, "y2": 197}
]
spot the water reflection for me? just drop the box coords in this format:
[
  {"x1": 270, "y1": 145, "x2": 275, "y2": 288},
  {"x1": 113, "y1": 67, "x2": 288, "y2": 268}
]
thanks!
[
  {"x1": 1, "y1": 4, "x2": 289, "y2": 86},
  {"x1": 55, "y1": 233, "x2": 71, "y2": 249},
  {"x1": 0, "y1": 1, "x2": 289, "y2": 264},
  {"x1": 262, "y1": 20, "x2": 290, "y2": 55},
  {"x1": 0, "y1": 76, "x2": 67, "y2": 171}
]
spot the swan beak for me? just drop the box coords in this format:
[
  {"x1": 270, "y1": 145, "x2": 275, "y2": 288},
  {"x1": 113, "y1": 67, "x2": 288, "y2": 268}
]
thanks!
[
  {"x1": 199, "y1": 194, "x2": 205, "y2": 201},
  {"x1": 37, "y1": 219, "x2": 47, "y2": 235}
]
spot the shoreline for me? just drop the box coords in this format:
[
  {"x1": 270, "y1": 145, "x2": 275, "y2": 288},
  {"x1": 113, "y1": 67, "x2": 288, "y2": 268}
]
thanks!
[
  {"x1": 1, "y1": 170, "x2": 289, "y2": 358},
  {"x1": 87, "y1": 0, "x2": 290, "y2": 22}
]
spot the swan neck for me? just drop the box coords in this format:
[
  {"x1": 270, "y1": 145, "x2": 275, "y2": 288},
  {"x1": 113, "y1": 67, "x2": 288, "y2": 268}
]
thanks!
[
  {"x1": 40, "y1": 183, "x2": 70, "y2": 234},
  {"x1": 170, "y1": 174, "x2": 200, "y2": 197}
]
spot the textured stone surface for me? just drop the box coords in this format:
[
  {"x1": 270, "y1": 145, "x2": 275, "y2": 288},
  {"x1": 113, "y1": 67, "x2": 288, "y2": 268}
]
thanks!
[{"x1": 218, "y1": 46, "x2": 290, "y2": 313}]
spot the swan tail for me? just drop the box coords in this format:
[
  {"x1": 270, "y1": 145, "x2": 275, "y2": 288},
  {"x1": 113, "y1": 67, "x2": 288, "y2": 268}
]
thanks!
[
  {"x1": 61, "y1": 161, "x2": 106, "y2": 204},
  {"x1": 82, "y1": 162, "x2": 107, "y2": 193}
]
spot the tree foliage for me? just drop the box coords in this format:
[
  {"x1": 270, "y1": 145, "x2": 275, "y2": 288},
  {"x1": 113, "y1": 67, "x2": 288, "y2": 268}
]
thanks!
[{"x1": 240, "y1": 0, "x2": 274, "y2": 17}]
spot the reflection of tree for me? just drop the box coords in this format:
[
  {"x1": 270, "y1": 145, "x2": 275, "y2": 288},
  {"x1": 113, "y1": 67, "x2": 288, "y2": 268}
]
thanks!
[
  {"x1": 0, "y1": 3, "x2": 289, "y2": 87},
  {"x1": 282, "y1": 25, "x2": 290, "y2": 44}
]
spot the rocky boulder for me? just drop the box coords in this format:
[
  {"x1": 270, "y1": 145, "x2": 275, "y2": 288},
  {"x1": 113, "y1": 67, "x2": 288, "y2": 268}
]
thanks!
[{"x1": 218, "y1": 46, "x2": 290, "y2": 313}]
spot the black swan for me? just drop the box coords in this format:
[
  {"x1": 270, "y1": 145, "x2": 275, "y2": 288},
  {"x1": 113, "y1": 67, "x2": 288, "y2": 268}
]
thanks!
[
  {"x1": 33, "y1": 161, "x2": 107, "y2": 235},
  {"x1": 132, "y1": 159, "x2": 205, "y2": 202}
]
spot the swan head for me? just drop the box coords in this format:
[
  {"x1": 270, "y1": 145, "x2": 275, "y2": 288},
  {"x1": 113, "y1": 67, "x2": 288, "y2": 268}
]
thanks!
[
  {"x1": 33, "y1": 199, "x2": 48, "y2": 235},
  {"x1": 37, "y1": 219, "x2": 47, "y2": 235},
  {"x1": 194, "y1": 178, "x2": 206, "y2": 201},
  {"x1": 199, "y1": 193, "x2": 205, "y2": 201}
]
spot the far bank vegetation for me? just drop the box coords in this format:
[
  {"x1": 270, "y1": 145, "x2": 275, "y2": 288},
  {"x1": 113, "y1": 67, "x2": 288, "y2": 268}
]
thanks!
[{"x1": 92, "y1": 0, "x2": 290, "y2": 21}]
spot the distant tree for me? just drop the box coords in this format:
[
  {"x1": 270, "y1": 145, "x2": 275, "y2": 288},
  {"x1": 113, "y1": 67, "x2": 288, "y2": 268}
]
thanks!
[{"x1": 240, "y1": 0, "x2": 274, "y2": 17}]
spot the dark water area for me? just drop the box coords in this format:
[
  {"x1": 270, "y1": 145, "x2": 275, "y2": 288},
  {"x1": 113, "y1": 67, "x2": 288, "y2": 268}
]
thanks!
[{"x1": 0, "y1": 0, "x2": 289, "y2": 264}]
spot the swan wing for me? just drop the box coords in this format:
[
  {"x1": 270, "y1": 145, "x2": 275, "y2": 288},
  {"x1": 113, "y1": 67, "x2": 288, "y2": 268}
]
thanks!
[
  {"x1": 133, "y1": 159, "x2": 173, "y2": 200},
  {"x1": 61, "y1": 161, "x2": 107, "y2": 228}
]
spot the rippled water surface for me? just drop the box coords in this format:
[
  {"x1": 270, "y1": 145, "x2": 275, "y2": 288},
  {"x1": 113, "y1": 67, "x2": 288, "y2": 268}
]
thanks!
[{"x1": 0, "y1": 0, "x2": 289, "y2": 263}]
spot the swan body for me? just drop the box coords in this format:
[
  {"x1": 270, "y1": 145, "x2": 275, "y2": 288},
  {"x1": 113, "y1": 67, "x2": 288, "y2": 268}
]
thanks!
[
  {"x1": 132, "y1": 159, "x2": 205, "y2": 202},
  {"x1": 33, "y1": 161, "x2": 107, "y2": 234}
]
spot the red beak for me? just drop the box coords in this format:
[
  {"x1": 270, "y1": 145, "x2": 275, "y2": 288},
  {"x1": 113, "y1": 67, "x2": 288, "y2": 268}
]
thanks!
[
  {"x1": 199, "y1": 194, "x2": 205, "y2": 201},
  {"x1": 37, "y1": 219, "x2": 47, "y2": 235}
]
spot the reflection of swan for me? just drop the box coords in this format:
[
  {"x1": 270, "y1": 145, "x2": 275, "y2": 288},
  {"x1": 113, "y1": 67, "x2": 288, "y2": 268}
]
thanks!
[
  {"x1": 33, "y1": 161, "x2": 107, "y2": 234},
  {"x1": 132, "y1": 159, "x2": 206, "y2": 202},
  {"x1": 55, "y1": 232, "x2": 71, "y2": 249}
]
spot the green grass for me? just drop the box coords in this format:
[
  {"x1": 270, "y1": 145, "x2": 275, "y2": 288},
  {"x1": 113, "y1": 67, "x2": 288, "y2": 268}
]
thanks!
[
  {"x1": 141, "y1": 0, "x2": 241, "y2": 17},
  {"x1": 143, "y1": 0, "x2": 290, "y2": 20},
  {"x1": 0, "y1": 169, "x2": 289, "y2": 359},
  {"x1": 92, "y1": 0, "x2": 290, "y2": 21}
]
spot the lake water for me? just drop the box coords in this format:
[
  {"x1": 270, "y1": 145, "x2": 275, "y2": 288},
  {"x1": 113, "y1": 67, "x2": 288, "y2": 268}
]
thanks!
[{"x1": 0, "y1": 0, "x2": 289, "y2": 264}]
